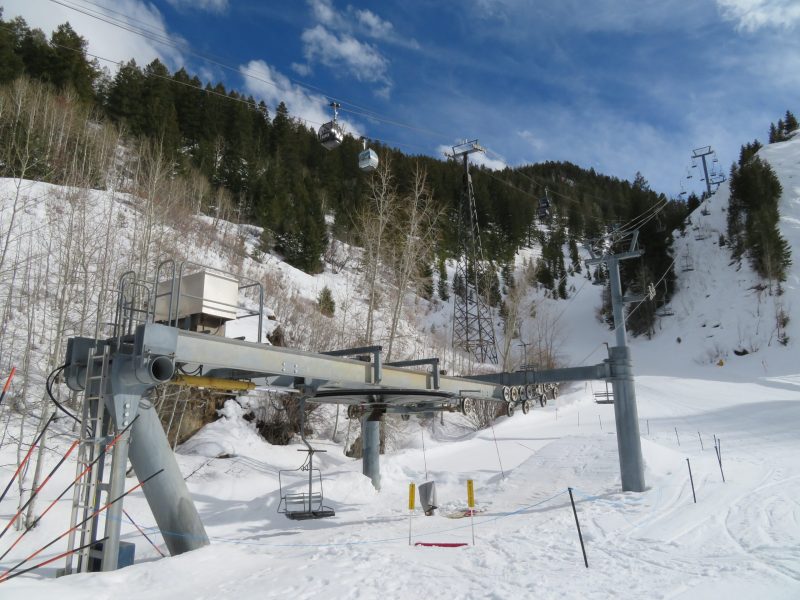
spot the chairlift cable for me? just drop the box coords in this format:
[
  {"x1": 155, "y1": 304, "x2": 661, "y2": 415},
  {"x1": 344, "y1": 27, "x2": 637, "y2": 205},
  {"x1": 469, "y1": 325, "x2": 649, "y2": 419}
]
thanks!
[
  {"x1": 46, "y1": 0, "x2": 458, "y2": 144},
  {"x1": 0, "y1": 414, "x2": 55, "y2": 506},
  {"x1": 0, "y1": 536, "x2": 107, "y2": 583},
  {"x1": 0, "y1": 415, "x2": 141, "y2": 561},
  {"x1": 0, "y1": 468, "x2": 164, "y2": 582},
  {"x1": 0, "y1": 439, "x2": 80, "y2": 557},
  {"x1": 123, "y1": 508, "x2": 166, "y2": 558}
]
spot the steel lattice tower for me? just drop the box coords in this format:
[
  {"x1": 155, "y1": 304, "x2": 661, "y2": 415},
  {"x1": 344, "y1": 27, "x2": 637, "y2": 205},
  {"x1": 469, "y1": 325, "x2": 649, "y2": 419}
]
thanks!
[{"x1": 451, "y1": 140, "x2": 498, "y2": 364}]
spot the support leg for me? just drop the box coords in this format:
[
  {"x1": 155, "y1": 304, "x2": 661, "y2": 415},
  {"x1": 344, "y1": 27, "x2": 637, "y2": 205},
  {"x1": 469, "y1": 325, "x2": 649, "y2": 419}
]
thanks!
[
  {"x1": 609, "y1": 346, "x2": 645, "y2": 492},
  {"x1": 362, "y1": 412, "x2": 381, "y2": 491},
  {"x1": 128, "y1": 398, "x2": 209, "y2": 555},
  {"x1": 101, "y1": 428, "x2": 129, "y2": 571}
]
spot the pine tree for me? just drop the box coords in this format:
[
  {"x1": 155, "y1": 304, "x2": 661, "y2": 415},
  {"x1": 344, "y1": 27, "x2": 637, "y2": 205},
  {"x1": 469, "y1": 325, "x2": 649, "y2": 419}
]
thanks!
[
  {"x1": 418, "y1": 261, "x2": 434, "y2": 300},
  {"x1": 437, "y1": 257, "x2": 450, "y2": 301},
  {"x1": 0, "y1": 12, "x2": 24, "y2": 83},
  {"x1": 141, "y1": 59, "x2": 180, "y2": 153},
  {"x1": 49, "y1": 23, "x2": 97, "y2": 102},
  {"x1": 317, "y1": 286, "x2": 335, "y2": 317},
  {"x1": 17, "y1": 21, "x2": 51, "y2": 81},
  {"x1": 785, "y1": 110, "x2": 799, "y2": 134},
  {"x1": 105, "y1": 60, "x2": 144, "y2": 128},
  {"x1": 729, "y1": 155, "x2": 789, "y2": 286}
]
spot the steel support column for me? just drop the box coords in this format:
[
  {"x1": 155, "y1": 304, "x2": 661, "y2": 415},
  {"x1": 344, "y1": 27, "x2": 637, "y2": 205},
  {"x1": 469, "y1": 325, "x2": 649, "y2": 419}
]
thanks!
[
  {"x1": 100, "y1": 424, "x2": 130, "y2": 570},
  {"x1": 361, "y1": 411, "x2": 381, "y2": 490},
  {"x1": 128, "y1": 398, "x2": 210, "y2": 554},
  {"x1": 608, "y1": 345, "x2": 645, "y2": 492}
]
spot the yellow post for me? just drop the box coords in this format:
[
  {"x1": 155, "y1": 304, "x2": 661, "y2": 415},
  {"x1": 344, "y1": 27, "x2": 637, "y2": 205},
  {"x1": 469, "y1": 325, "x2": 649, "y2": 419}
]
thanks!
[
  {"x1": 408, "y1": 483, "x2": 416, "y2": 545},
  {"x1": 467, "y1": 479, "x2": 476, "y2": 545}
]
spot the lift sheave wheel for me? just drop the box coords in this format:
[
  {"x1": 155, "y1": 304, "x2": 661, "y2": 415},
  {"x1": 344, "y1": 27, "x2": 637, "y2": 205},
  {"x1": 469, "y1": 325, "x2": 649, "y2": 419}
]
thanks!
[
  {"x1": 522, "y1": 400, "x2": 532, "y2": 414},
  {"x1": 505, "y1": 401, "x2": 515, "y2": 417}
]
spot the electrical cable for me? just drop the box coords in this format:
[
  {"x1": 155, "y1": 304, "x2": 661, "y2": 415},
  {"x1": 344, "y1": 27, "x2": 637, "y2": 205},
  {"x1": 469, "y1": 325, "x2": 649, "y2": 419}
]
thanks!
[
  {"x1": 576, "y1": 255, "x2": 677, "y2": 366},
  {"x1": 45, "y1": 365, "x2": 80, "y2": 424}
]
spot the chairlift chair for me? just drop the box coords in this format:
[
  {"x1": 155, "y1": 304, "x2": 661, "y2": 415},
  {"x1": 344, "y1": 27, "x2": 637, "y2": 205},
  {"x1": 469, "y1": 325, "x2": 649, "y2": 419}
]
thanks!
[
  {"x1": 358, "y1": 138, "x2": 379, "y2": 172},
  {"x1": 318, "y1": 101, "x2": 344, "y2": 150},
  {"x1": 277, "y1": 402, "x2": 335, "y2": 520}
]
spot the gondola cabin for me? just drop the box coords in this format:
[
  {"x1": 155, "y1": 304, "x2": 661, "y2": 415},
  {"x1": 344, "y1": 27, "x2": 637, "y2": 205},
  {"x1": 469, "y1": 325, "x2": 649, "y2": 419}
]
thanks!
[
  {"x1": 318, "y1": 121, "x2": 344, "y2": 150},
  {"x1": 359, "y1": 148, "x2": 379, "y2": 172},
  {"x1": 318, "y1": 101, "x2": 344, "y2": 150}
]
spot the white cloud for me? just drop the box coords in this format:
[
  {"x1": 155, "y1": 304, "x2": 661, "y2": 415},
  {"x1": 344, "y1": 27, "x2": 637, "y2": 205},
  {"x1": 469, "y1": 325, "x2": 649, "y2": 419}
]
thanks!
[
  {"x1": 291, "y1": 62, "x2": 312, "y2": 77},
  {"x1": 517, "y1": 130, "x2": 546, "y2": 153},
  {"x1": 166, "y1": 0, "x2": 229, "y2": 14},
  {"x1": 3, "y1": 0, "x2": 184, "y2": 70},
  {"x1": 308, "y1": 0, "x2": 342, "y2": 29},
  {"x1": 240, "y1": 60, "x2": 361, "y2": 137},
  {"x1": 468, "y1": 0, "x2": 712, "y2": 34},
  {"x1": 301, "y1": 25, "x2": 390, "y2": 85},
  {"x1": 354, "y1": 9, "x2": 394, "y2": 39},
  {"x1": 297, "y1": 0, "x2": 419, "y2": 95},
  {"x1": 715, "y1": 0, "x2": 800, "y2": 30}
]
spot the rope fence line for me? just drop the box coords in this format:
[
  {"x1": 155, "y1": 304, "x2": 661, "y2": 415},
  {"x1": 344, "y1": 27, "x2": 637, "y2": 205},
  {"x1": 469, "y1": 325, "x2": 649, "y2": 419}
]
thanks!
[
  {"x1": 0, "y1": 448, "x2": 740, "y2": 580},
  {"x1": 68, "y1": 489, "x2": 572, "y2": 552}
]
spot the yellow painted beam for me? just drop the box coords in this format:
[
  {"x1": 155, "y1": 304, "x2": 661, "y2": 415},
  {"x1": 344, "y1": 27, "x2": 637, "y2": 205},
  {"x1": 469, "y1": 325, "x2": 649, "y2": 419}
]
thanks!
[{"x1": 173, "y1": 374, "x2": 255, "y2": 391}]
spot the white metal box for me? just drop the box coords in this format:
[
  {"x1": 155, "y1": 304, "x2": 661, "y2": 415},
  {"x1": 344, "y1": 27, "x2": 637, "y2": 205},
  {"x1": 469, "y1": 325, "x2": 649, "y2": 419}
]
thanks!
[{"x1": 155, "y1": 271, "x2": 239, "y2": 322}]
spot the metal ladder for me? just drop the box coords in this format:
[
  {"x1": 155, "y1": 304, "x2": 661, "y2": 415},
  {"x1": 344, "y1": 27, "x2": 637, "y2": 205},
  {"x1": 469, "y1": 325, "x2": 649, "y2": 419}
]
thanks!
[{"x1": 64, "y1": 344, "x2": 111, "y2": 574}]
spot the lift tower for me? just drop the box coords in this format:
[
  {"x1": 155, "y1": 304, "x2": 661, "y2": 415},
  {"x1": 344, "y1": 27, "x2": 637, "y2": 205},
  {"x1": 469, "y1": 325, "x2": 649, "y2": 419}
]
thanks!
[
  {"x1": 585, "y1": 230, "x2": 646, "y2": 492},
  {"x1": 692, "y1": 146, "x2": 725, "y2": 198},
  {"x1": 450, "y1": 140, "x2": 498, "y2": 364}
]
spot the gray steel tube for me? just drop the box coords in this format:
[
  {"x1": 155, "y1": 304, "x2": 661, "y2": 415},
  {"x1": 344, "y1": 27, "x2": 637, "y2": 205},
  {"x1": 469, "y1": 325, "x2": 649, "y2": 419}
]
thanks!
[
  {"x1": 609, "y1": 346, "x2": 645, "y2": 492},
  {"x1": 362, "y1": 414, "x2": 381, "y2": 490},
  {"x1": 128, "y1": 398, "x2": 209, "y2": 555}
]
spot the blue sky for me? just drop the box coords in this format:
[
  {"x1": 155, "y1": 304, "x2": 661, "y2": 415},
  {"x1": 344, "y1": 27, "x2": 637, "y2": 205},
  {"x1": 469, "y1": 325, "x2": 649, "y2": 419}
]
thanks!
[{"x1": 5, "y1": 0, "x2": 799, "y2": 196}]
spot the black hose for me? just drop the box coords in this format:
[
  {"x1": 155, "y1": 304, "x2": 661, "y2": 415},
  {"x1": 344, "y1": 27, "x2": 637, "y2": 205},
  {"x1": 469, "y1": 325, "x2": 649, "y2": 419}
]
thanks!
[{"x1": 46, "y1": 365, "x2": 80, "y2": 425}]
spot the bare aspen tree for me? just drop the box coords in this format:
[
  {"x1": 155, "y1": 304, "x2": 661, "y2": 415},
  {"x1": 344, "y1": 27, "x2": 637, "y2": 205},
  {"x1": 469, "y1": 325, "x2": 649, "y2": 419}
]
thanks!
[
  {"x1": 499, "y1": 280, "x2": 526, "y2": 371},
  {"x1": 359, "y1": 156, "x2": 398, "y2": 344},
  {"x1": 385, "y1": 165, "x2": 443, "y2": 361}
]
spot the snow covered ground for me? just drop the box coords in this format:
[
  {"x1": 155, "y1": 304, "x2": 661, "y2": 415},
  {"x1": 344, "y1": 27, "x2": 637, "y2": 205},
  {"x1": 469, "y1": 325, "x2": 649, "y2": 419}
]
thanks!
[
  {"x1": 1, "y1": 137, "x2": 800, "y2": 598},
  {"x1": 1, "y1": 369, "x2": 798, "y2": 599}
]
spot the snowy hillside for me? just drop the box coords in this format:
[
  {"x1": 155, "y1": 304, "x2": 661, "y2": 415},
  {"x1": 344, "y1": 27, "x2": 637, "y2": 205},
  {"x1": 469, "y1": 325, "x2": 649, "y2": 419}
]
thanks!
[
  {"x1": 628, "y1": 132, "x2": 800, "y2": 379},
  {"x1": 2, "y1": 136, "x2": 800, "y2": 598}
]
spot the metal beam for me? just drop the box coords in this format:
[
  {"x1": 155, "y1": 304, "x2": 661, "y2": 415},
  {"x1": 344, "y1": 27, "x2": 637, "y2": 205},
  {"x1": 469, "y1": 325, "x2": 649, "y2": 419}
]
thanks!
[
  {"x1": 157, "y1": 325, "x2": 507, "y2": 400},
  {"x1": 585, "y1": 249, "x2": 642, "y2": 266},
  {"x1": 463, "y1": 363, "x2": 609, "y2": 387}
]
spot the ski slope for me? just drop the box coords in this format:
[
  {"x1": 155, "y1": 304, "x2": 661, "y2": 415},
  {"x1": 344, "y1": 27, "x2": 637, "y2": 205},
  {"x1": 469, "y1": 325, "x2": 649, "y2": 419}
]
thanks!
[{"x1": 1, "y1": 372, "x2": 799, "y2": 599}]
